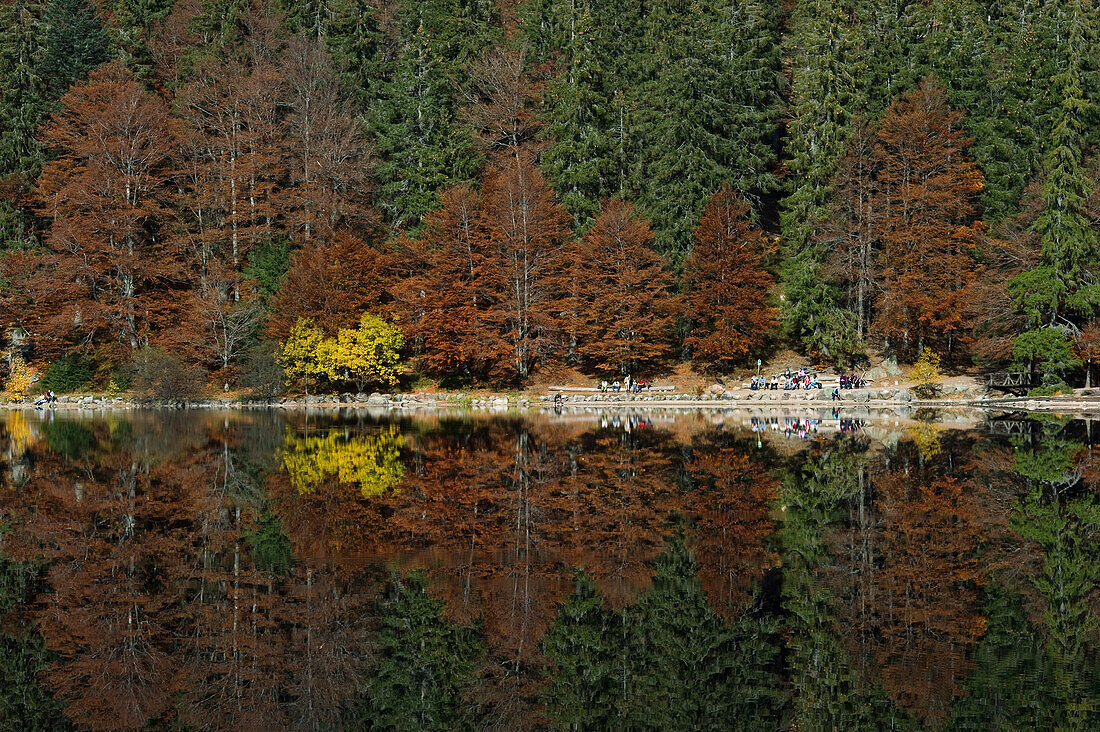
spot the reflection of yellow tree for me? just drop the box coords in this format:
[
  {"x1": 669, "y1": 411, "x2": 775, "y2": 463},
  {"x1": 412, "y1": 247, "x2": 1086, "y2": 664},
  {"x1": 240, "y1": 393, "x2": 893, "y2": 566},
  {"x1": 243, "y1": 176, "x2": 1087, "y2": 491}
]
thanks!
[
  {"x1": 281, "y1": 426, "x2": 405, "y2": 498},
  {"x1": 5, "y1": 411, "x2": 36, "y2": 456},
  {"x1": 910, "y1": 421, "x2": 943, "y2": 461}
]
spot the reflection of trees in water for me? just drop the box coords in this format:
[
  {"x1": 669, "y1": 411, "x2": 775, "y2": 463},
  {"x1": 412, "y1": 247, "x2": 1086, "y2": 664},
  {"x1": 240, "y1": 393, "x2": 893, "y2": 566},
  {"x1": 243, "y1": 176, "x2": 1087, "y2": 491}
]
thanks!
[
  {"x1": 0, "y1": 414, "x2": 374, "y2": 730},
  {"x1": 2, "y1": 412, "x2": 1100, "y2": 729},
  {"x1": 0, "y1": 556, "x2": 71, "y2": 730},
  {"x1": 347, "y1": 571, "x2": 484, "y2": 730},
  {"x1": 267, "y1": 419, "x2": 781, "y2": 727},
  {"x1": 280, "y1": 424, "x2": 405, "y2": 496},
  {"x1": 683, "y1": 431, "x2": 779, "y2": 619},
  {"x1": 1002, "y1": 422, "x2": 1100, "y2": 728},
  {"x1": 542, "y1": 538, "x2": 785, "y2": 730},
  {"x1": 779, "y1": 438, "x2": 920, "y2": 730},
  {"x1": 778, "y1": 424, "x2": 1100, "y2": 728}
]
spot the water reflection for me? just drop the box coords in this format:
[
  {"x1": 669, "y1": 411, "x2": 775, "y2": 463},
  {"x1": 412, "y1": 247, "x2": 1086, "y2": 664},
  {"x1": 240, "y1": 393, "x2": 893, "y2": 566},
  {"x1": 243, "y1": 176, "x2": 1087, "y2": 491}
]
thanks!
[{"x1": 1, "y1": 409, "x2": 1098, "y2": 729}]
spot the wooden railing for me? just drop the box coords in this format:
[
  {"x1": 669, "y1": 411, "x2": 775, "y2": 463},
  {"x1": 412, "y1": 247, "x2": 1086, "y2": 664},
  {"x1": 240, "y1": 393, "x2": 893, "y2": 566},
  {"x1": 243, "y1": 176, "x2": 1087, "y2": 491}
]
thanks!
[{"x1": 985, "y1": 372, "x2": 1039, "y2": 394}]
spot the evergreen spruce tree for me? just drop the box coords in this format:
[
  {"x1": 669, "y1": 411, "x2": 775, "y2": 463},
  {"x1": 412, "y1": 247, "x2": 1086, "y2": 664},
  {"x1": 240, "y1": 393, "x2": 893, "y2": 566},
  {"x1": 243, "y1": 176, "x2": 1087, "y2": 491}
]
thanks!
[
  {"x1": 632, "y1": 0, "x2": 780, "y2": 259},
  {"x1": 539, "y1": 4, "x2": 614, "y2": 229},
  {"x1": 519, "y1": 0, "x2": 581, "y2": 68},
  {"x1": 189, "y1": 0, "x2": 251, "y2": 46},
  {"x1": 1017, "y1": 0, "x2": 1099, "y2": 324},
  {"x1": 322, "y1": 0, "x2": 390, "y2": 110},
  {"x1": 370, "y1": 0, "x2": 493, "y2": 231},
  {"x1": 779, "y1": 0, "x2": 870, "y2": 355},
  {"x1": 1007, "y1": 0, "x2": 1099, "y2": 377},
  {"x1": 926, "y1": 0, "x2": 1042, "y2": 222},
  {"x1": 99, "y1": 0, "x2": 174, "y2": 74},
  {"x1": 41, "y1": 0, "x2": 110, "y2": 100},
  {"x1": 0, "y1": 0, "x2": 47, "y2": 251}
]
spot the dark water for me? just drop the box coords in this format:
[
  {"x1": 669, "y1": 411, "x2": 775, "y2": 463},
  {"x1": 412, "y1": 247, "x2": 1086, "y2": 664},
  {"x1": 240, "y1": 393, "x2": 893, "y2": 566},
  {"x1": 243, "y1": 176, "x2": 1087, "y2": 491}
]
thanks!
[{"x1": 1, "y1": 408, "x2": 1098, "y2": 731}]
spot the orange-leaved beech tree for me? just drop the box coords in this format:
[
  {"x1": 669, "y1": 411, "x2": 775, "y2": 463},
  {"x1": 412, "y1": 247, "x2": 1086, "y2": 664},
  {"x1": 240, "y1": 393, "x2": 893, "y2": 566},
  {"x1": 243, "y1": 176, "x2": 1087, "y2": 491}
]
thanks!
[
  {"x1": 281, "y1": 36, "x2": 376, "y2": 242},
  {"x1": 174, "y1": 45, "x2": 284, "y2": 297},
  {"x1": 569, "y1": 198, "x2": 675, "y2": 376},
  {"x1": 393, "y1": 185, "x2": 510, "y2": 380},
  {"x1": 482, "y1": 155, "x2": 572, "y2": 380},
  {"x1": 683, "y1": 185, "x2": 777, "y2": 371},
  {"x1": 266, "y1": 231, "x2": 393, "y2": 339},
  {"x1": 870, "y1": 77, "x2": 985, "y2": 359},
  {"x1": 33, "y1": 62, "x2": 188, "y2": 357}
]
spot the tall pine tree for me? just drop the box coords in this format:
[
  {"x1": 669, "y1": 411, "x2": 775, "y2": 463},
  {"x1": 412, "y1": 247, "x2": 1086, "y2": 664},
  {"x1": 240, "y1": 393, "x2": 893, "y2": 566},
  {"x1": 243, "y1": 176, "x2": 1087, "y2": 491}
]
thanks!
[
  {"x1": 370, "y1": 0, "x2": 494, "y2": 232},
  {"x1": 0, "y1": 0, "x2": 48, "y2": 251}
]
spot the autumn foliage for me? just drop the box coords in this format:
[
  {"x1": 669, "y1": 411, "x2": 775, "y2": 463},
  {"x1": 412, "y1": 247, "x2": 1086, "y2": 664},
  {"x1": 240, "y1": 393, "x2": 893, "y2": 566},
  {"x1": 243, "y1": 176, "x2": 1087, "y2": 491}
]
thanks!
[
  {"x1": 869, "y1": 79, "x2": 985, "y2": 358},
  {"x1": 567, "y1": 199, "x2": 676, "y2": 376},
  {"x1": 34, "y1": 62, "x2": 186, "y2": 358},
  {"x1": 684, "y1": 186, "x2": 777, "y2": 371}
]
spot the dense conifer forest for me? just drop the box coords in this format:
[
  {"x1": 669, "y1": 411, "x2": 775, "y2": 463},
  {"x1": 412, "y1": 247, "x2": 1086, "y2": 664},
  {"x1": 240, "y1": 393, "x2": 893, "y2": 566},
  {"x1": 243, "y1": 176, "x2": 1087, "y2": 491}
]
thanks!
[{"x1": 1, "y1": 0, "x2": 1099, "y2": 394}]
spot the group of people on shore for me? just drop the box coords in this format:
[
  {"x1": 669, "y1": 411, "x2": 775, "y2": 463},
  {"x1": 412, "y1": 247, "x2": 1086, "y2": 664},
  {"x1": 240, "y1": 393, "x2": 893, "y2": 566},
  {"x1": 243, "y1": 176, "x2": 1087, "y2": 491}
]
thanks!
[
  {"x1": 839, "y1": 373, "x2": 865, "y2": 389},
  {"x1": 750, "y1": 368, "x2": 822, "y2": 391},
  {"x1": 599, "y1": 377, "x2": 650, "y2": 394},
  {"x1": 32, "y1": 391, "x2": 57, "y2": 408}
]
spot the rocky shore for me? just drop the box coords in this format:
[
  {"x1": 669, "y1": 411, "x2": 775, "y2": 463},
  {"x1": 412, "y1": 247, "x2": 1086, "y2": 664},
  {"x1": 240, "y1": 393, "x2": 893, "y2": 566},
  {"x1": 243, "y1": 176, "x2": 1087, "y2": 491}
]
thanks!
[{"x1": 7, "y1": 384, "x2": 1100, "y2": 414}]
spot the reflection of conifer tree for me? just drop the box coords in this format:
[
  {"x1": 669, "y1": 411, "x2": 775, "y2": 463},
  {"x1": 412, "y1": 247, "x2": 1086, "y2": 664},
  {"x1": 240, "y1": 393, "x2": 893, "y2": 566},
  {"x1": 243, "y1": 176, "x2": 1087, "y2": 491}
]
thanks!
[
  {"x1": 0, "y1": 557, "x2": 71, "y2": 730},
  {"x1": 779, "y1": 441, "x2": 918, "y2": 730},
  {"x1": 950, "y1": 584, "x2": 1098, "y2": 730},
  {"x1": 540, "y1": 572, "x2": 618, "y2": 730},
  {"x1": 622, "y1": 537, "x2": 784, "y2": 729},
  {"x1": 542, "y1": 538, "x2": 784, "y2": 730},
  {"x1": 1010, "y1": 488, "x2": 1100, "y2": 727},
  {"x1": 351, "y1": 572, "x2": 484, "y2": 731}
]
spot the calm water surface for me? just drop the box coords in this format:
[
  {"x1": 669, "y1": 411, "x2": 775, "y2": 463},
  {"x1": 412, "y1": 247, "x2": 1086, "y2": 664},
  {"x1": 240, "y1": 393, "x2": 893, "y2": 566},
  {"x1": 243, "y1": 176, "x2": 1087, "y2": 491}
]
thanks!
[{"x1": 1, "y1": 408, "x2": 1098, "y2": 730}]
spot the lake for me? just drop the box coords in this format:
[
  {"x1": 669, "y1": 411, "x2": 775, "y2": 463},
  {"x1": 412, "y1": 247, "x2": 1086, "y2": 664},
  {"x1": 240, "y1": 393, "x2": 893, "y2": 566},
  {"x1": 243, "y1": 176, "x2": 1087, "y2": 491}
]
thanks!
[{"x1": 1, "y1": 407, "x2": 1098, "y2": 730}]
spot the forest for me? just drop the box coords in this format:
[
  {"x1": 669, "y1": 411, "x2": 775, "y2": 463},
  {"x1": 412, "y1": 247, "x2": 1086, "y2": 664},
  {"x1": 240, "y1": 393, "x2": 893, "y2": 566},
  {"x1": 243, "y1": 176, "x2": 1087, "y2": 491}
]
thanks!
[{"x1": 1, "y1": 0, "x2": 1099, "y2": 394}]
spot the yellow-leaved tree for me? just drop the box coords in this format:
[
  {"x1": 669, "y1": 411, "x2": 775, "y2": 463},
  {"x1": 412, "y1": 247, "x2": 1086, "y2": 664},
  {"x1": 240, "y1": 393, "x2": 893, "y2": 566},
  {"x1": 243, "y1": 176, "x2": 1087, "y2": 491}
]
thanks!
[
  {"x1": 278, "y1": 318, "x2": 327, "y2": 394},
  {"x1": 326, "y1": 313, "x2": 405, "y2": 392},
  {"x1": 911, "y1": 347, "x2": 942, "y2": 398},
  {"x1": 279, "y1": 313, "x2": 405, "y2": 394},
  {"x1": 5, "y1": 356, "x2": 35, "y2": 401}
]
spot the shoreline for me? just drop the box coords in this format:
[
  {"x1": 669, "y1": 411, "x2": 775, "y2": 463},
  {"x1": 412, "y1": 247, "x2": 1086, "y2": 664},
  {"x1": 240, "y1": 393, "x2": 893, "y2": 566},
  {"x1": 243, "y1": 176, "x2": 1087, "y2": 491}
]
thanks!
[{"x1": 7, "y1": 389, "x2": 1100, "y2": 416}]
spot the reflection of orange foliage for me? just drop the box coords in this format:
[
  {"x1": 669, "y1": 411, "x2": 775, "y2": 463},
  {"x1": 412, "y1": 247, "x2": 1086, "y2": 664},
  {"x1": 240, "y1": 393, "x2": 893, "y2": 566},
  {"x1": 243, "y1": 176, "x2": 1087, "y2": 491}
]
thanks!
[
  {"x1": 270, "y1": 420, "x2": 780, "y2": 669},
  {"x1": 269, "y1": 468, "x2": 387, "y2": 556},
  {"x1": 685, "y1": 438, "x2": 779, "y2": 619},
  {"x1": 836, "y1": 469, "x2": 986, "y2": 722},
  {"x1": 1076, "y1": 445, "x2": 1100, "y2": 496},
  {"x1": 2, "y1": 432, "x2": 375, "y2": 731}
]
